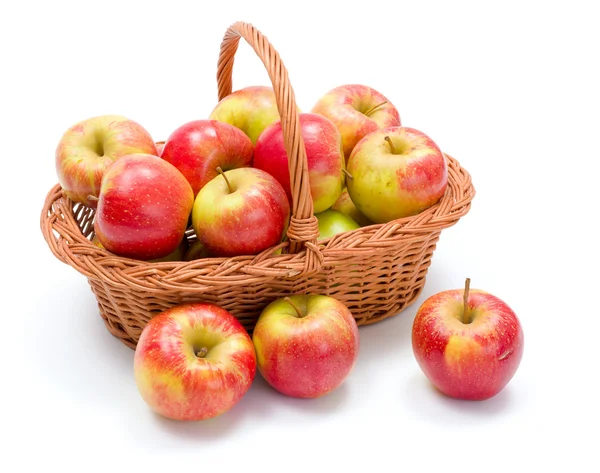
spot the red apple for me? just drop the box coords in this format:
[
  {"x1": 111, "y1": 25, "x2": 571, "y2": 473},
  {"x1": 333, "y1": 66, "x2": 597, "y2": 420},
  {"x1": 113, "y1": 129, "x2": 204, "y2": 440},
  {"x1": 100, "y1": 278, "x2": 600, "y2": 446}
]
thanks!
[
  {"x1": 192, "y1": 167, "x2": 290, "y2": 257},
  {"x1": 134, "y1": 303, "x2": 257, "y2": 420},
  {"x1": 55, "y1": 115, "x2": 158, "y2": 207},
  {"x1": 346, "y1": 126, "x2": 448, "y2": 223},
  {"x1": 91, "y1": 233, "x2": 188, "y2": 262},
  {"x1": 252, "y1": 295, "x2": 360, "y2": 398},
  {"x1": 94, "y1": 154, "x2": 194, "y2": 260},
  {"x1": 209, "y1": 86, "x2": 280, "y2": 144},
  {"x1": 312, "y1": 84, "x2": 400, "y2": 163},
  {"x1": 160, "y1": 120, "x2": 254, "y2": 196},
  {"x1": 412, "y1": 279, "x2": 524, "y2": 400},
  {"x1": 254, "y1": 113, "x2": 345, "y2": 213}
]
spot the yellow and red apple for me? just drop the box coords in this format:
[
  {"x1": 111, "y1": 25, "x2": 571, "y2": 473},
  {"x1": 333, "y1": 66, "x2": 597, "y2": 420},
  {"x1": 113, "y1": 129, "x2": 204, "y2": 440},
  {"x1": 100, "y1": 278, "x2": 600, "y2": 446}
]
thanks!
[
  {"x1": 252, "y1": 295, "x2": 360, "y2": 398},
  {"x1": 254, "y1": 113, "x2": 345, "y2": 213},
  {"x1": 55, "y1": 115, "x2": 158, "y2": 207},
  {"x1": 134, "y1": 303, "x2": 257, "y2": 420},
  {"x1": 160, "y1": 120, "x2": 254, "y2": 196},
  {"x1": 412, "y1": 279, "x2": 524, "y2": 400},
  {"x1": 192, "y1": 167, "x2": 290, "y2": 257},
  {"x1": 209, "y1": 86, "x2": 280, "y2": 144},
  {"x1": 94, "y1": 154, "x2": 194, "y2": 260},
  {"x1": 312, "y1": 84, "x2": 400, "y2": 163},
  {"x1": 346, "y1": 126, "x2": 448, "y2": 223}
]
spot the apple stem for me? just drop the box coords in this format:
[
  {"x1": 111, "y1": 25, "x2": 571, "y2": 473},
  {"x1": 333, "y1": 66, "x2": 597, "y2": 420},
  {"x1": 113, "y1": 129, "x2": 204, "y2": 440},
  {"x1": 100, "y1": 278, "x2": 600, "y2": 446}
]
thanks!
[
  {"x1": 384, "y1": 136, "x2": 398, "y2": 154},
  {"x1": 363, "y1": 100, "x2": 388, "y2": 117},
  {"x1": 342, "y1": 169, "x2": 354, "y2": 180},
  {"x1": 463, "y1": 278, "x2": 471, "y2": 324},
  {"x1": 216, "y1": 167, "x2": 233, "y2": 193},
  {"x1": 284, "y1": 296, "x2": 305, "y2": 318},
  {"x1": 196, "y1": 347, "x2": 208, "y2": 358},
  {"x1": 87, "y1": 195, "x2": 99, "y2": 202}
]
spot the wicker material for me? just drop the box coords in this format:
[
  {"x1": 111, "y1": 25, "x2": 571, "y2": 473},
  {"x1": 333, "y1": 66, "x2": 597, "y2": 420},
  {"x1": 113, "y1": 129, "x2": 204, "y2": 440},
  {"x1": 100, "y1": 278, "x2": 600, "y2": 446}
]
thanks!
[{"x1": 40, "y1": 21, "x2": 475, "y2": 350}]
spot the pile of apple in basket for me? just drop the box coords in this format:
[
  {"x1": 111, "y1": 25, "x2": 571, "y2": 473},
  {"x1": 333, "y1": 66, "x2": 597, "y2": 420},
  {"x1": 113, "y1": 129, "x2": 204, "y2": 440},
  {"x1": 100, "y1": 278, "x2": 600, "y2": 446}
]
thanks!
[{"x1": 55, "y1": 83, "x2": 523, "y2": 421}]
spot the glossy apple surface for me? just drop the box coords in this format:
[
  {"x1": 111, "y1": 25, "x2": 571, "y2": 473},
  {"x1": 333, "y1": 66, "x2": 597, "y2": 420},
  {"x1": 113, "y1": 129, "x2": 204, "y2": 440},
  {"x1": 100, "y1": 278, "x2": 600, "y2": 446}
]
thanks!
[
  {"x1": 331, "y1": 189, "x2": 373, "y2": 227},
  {"x1": 254, "y1": 113, "x2": 345, "y2": 213},
  {"x1": 209, "y1": 86, "x2": 280, "y2": 144},
  {"x1": 253, "y1": 295, "x2": 359, "y2": 398},
  {"x1": 315, "y1": 209, "x2": 360, "y2": 239},
  {"x1": 192, "y1": 167, "x2": 290, "y2": 257},
  {"x1": 312, "y1": 84, "x2": 400, "y2": 163},
  {"x1": 160, "y1": 120, "x2": 254, "y2": 196},
  {"x1": 91, "y1": 234, "x2": 188, "y2": 262},
  {"x1": 412, "y1": 280, "x2": 524, "y2": 400},
  {"x1": 56, "y1": 115, "x2": 158, "y2": 207},
  {"x1": 94, "y1": 154, "x2": 194, "y2": 260},
  {"x1": 134, "y1": 303, "x2": 256, "y2": 420},
  {"x1": 347, "y1": 126, "x2": 448, "y2": 223}
]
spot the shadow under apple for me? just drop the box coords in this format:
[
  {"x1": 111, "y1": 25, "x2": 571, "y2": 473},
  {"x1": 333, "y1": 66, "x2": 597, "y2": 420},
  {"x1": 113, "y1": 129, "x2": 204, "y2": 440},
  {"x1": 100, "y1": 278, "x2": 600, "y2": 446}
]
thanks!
[{"x1": 403, "y1": 371, "x2": 515, "y2": 424}]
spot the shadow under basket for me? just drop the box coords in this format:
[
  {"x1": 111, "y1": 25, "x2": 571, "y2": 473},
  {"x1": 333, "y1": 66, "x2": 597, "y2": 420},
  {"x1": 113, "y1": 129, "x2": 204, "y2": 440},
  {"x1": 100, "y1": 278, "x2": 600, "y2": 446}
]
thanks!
[{"x1": 40, "y1": 21, "x2": 475, "y2": 350}]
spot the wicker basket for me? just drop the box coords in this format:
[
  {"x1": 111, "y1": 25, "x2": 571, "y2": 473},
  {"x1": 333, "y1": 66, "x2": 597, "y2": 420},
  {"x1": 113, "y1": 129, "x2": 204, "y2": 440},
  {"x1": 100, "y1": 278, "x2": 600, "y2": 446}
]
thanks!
[{"x1": 41, "y1": 21, "x2": 475, "y2": 350}]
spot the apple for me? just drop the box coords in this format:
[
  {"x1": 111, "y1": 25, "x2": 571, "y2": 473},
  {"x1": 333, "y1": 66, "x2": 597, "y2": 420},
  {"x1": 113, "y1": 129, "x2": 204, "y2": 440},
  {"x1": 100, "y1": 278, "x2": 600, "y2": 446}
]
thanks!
[
  {"x1": 134, "y1": 302, "x2": 257, "y2": 420},
  {"x1": 253, "y1": 113, "x2": 345, "y2": 213},
  {"x1": 311, "y1": 84, "x2": 400, "y2": 163},
  {"x1": 55, "y1": 115, "x2": 158, "y2": 207},
  {"x1": 209, "y1": 86, "x2": 280, "y2": 144},
  {"x1": 192, "y1": 167, "x2": 290, "y2": 257},
  {"x1": 252, "y1": 295, "x2": 360, "y2": 398},
  {"x1": 346, "y1": 126, "x2": 448, "y2": 223},
  {"x1": 91, "y1": 233, "x2": 188, "y2": 262},
  {"x1": 150, "y1": 237, "x2": 188, "y2": 262},
  {"x1": 412, "y1": 279, "x2": 524, "y2": 400},
  {"x1": 315, "y1": 209, "x2": 360, "y2": 240},
  {"x1": 94, "y1": 154, "x2": 194, "y2": 260},
  {"x1": 160, "y1": 120, "x2": 254, "y2": 196},
  {"x1": 184, "y1": 239, "x2": 211, "y2": 261},
  {"x1": 330, "y1": 189, "x2": 373, "y2": 227}
]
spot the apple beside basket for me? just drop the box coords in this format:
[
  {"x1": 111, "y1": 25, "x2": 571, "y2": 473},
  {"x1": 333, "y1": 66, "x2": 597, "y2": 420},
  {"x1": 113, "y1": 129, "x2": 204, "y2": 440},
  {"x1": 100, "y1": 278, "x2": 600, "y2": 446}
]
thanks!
[{"x1": 40, "y1": 21, "x2": 476, "y2": 350}]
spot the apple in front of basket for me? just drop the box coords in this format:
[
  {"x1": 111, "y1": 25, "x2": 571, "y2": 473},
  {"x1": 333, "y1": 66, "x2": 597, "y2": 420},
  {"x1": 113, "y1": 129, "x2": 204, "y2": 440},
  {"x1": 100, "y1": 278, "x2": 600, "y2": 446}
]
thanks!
[
  {"x1": 411, "y1": 279, "x2": 524, "y2": 400},
  {"x1": 252, "y1": 295, "x2": 360, "y2": 398},
  {"x1": 134, "y1": 302, "x2": 257, "y2": 421}
]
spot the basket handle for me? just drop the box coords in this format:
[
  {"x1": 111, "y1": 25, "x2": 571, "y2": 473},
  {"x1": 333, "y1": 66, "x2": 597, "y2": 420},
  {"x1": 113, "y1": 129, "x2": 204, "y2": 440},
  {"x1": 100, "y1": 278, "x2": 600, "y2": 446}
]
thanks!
[{"x1": 216, "y1": 21, "x2": 321, "y2": 263}]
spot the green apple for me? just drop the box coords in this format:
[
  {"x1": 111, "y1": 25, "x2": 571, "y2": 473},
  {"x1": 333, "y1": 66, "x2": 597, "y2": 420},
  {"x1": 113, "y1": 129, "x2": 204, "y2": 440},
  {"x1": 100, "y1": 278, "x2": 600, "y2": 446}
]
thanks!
[
  {"x1": 331, "y1": 188, "x2": 373, "y2": 227},
  {"x1": 315, "y1": 209, "x2": 360, "y2": 240},
  {"x1": 209, "y1": 86, "x2": 280, "y2": 144}
]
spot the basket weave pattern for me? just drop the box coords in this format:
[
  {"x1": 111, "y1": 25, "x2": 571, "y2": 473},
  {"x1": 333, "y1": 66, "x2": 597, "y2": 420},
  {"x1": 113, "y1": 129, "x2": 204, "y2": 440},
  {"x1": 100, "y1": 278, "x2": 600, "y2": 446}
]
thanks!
[{"x1": 41, "y1": 22, "x2": 475, "y2": 350}]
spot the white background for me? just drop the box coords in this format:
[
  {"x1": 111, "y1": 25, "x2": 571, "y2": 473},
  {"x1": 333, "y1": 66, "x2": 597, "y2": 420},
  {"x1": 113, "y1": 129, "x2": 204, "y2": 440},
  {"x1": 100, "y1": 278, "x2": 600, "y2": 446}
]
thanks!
[{"x1": 4, "y1": 0, "x2": 599, "y2": 471}]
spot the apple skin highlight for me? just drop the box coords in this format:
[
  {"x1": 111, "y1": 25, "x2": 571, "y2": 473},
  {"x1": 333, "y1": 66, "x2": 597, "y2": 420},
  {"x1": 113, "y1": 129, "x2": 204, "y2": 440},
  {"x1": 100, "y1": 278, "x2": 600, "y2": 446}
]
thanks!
[
  {"x1": 134, "y1": 303, "x2": 257, "y2": 421},
  {"x1": 412, "y1": 289, "x2": 524, "y2": 400}
]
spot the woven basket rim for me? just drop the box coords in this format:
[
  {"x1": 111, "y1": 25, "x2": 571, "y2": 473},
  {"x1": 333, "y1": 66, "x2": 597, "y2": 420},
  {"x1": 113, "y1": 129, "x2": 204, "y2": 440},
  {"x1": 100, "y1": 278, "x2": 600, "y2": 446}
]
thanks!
[
  {"x1": 41, "y1": 21, "x2": 475, "y2": 296},
  {"x1": 41, "y1": 152, "x2": 475, "y2": 290}
]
